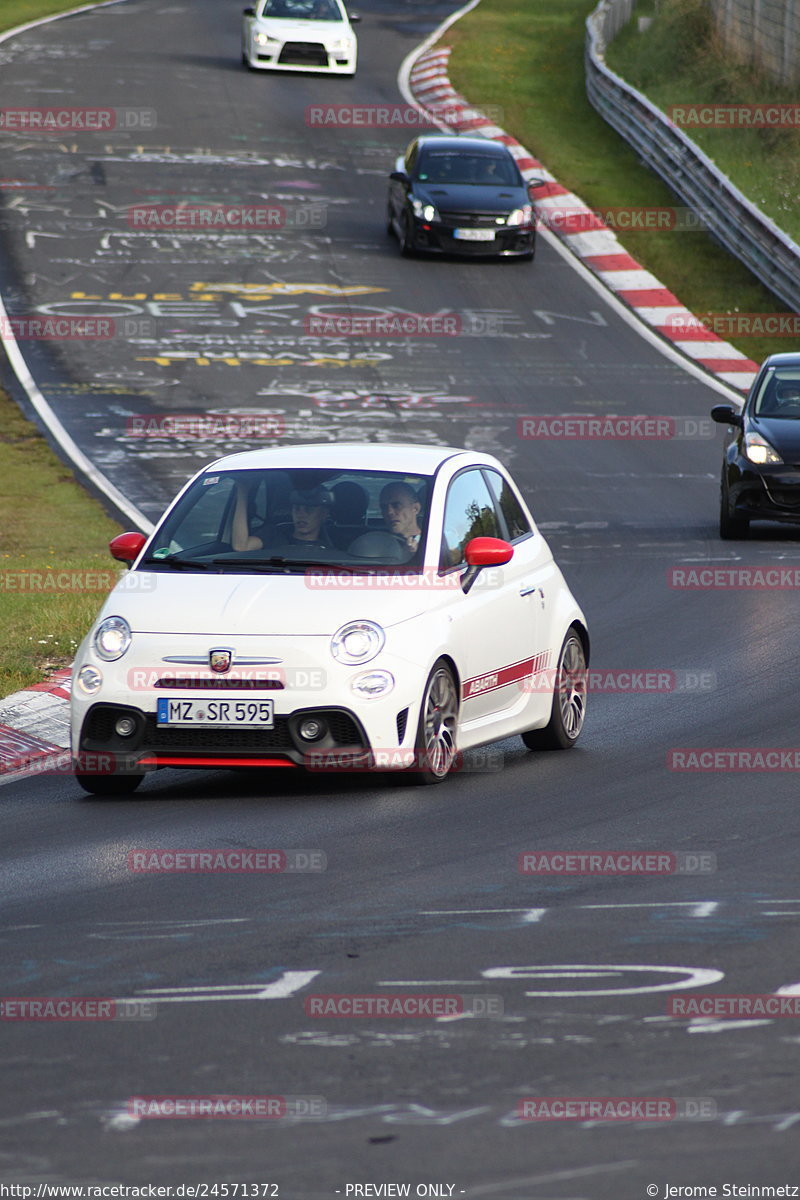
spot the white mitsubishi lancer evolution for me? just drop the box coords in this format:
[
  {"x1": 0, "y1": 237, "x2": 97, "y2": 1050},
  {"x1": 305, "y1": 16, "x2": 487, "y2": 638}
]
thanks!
[
  {"x1": 241, "y1": 0, "x2": 358, "y2": 74},
  {"x1": 71, "y1": 443, "x2": 589, "y2": 794}
]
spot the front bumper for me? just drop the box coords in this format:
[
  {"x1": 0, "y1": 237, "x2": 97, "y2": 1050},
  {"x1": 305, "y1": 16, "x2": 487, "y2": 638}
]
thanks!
[
  {"x1": 408, "y1": 218, "x2": 535, "y2": 257},
  {"x1": 247, "y1": 37, "x2": 355, "y2": 72},
  {"x1": 729, "y1": 463, "x2": 800, "y2": 523},
  {"x1": 71, "y1": 634, "x2": 423, "y2": 774}
]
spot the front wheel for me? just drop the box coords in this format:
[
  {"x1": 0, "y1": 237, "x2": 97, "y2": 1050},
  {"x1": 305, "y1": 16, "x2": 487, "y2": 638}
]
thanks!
[
  {"x1": 719, "y1": 469, "x2": 749, "y2": 539},
  {"x1": 522, "y1": 628, "x2": 586, "y2": 751},
  {"x1": 399, "y1": 212, "x2": 415, "y2": 257},
  {"x1": 74, "y1": 770, "x2": 143, "y2": 797},
  {"x1": 407, "y1": 661, "x2": 459, "y2": 784}
]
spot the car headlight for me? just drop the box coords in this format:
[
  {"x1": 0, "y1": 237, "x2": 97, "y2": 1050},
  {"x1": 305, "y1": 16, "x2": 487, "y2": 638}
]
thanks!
[
  {"x1": 745, "y1": 432, "x2": 783, "y2": 465},
  {"x1": 506, "y1": 205, "x2": 532, "y2": 227},
  {"x1": 411, "y1": 198, "x2": 438, "y2": 222},
  {"x1": 93, "y1": 616, "x2": 132, "y2": 662},
  {"x1": 331, "y1": 620, "x2": 385, "y2": 665},
  {"x1": 331, "y1": 37, "x2": 354, "y2": 51},
  {"x1": 254, "y1": 32, "x2": 279, "y2": 44},
  {"x1": 76, "y1": 664, "x2": 103, "y2": 695},
  {"x1": 351, "y1": 670, "x2": 395, "y2": 699}
]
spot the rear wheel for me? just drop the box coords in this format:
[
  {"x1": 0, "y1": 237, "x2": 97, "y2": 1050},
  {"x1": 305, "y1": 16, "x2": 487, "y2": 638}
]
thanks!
[
  {"x1": 719, "y1": 469, "x2": 749, "y2": 539},
  {"x1": 406, "y1": 661, "x2": 459, "y2": 784},
  {"x1": 522, "y1": 628, "x2": 586, "y2": 751}
]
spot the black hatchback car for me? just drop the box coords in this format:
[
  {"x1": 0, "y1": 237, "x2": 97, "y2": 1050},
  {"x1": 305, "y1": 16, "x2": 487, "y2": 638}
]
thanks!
[
  {"x1": 712, "y1": 352, "x2": 800, "y2": 538},
  {"x1": 387, "y1": 135, "x2": 537, "y2": 259}
]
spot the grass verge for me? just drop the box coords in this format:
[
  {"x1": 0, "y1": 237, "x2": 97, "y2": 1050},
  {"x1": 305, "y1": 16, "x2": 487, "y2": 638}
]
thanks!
[
  {"x1": 444, "y1": 0, "x2": 793, "y2": 365},
  {"x1": 0, "y1": 393, "x2": 123, "y2": 695},
  {"x1": 609, "y1": 0, "x2": 800, "y2": 247},
  {"x1": 0, "y1": 0, "x2": 106, "y2": 26},
  {"x1": 0, "y1": 0, "x2": 124, "y2": 698}
]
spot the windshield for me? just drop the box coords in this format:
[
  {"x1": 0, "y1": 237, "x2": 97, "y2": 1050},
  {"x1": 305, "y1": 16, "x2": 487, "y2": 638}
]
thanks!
[
  {"x1": 142, "y1": 468, "x2": 432, "y2": 573},
  {"x1": 416, "y1": 152, "x2": 521, "y2": 187},
  {"x1": 753, "y1": 367, "x2": 800, "y2": 419},
  {"x1": 260, "y1": 0, "x2": 343, "y2": 19}
]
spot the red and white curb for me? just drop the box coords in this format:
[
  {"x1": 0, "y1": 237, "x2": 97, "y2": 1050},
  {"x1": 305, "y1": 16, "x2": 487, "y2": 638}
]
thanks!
[
  {"x1": 0, "y1": 669, "x2": 71, "y2": 783},
  {"x1": 406, "y1": 45, "x2": 760, "y2": 394}
]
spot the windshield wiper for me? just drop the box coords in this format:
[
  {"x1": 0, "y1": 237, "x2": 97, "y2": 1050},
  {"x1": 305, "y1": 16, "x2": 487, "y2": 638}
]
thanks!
[
  {"x1": 211, "y1": 556, "x2": 358, "y2": 572},
  {"x1": 142, "y1": 553, "x2": 211, "y2": 571}
]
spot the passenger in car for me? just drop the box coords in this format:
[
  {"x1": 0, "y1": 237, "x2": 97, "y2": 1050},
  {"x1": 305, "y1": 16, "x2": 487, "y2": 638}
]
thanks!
[
  {"x1": 275, "y1": 487, "x2": 335, "y2": 547},
  {"x1": 232, "y1": 483, "x2": 334, "y2": 550}
]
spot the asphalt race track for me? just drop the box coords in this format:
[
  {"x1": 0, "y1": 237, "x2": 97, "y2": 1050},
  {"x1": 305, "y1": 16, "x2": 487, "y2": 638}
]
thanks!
[{"x1": 2, "y1": 0, "x2": 800, "y2": 1194}]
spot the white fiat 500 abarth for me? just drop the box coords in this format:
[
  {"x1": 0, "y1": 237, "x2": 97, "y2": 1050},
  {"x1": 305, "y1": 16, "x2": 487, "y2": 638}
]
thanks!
[{"x1": 71, "y1": 443, "x2": 589, "y2": 794}]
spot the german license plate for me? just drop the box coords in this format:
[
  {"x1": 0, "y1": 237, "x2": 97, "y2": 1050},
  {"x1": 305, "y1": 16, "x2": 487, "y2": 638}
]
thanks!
[
  {"x1": 453, "y1": 227, "x2": 495, "y2": 241},
  {"x1": 156, "y1": 698, "x2": 274, "y2": 727}
]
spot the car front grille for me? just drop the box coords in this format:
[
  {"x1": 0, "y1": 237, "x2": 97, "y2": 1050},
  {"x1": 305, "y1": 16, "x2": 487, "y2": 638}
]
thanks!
[
  {"x1": 154, "y1": 676, "x2": 284, "y2": 690},
  {"x1": 81, "y1": 704, "x2": 366, "y2": 758},
  {"x1": 278, "y1": 41, "x2": 328, "y2": 66},
  {"x1": 144, "y1": 714, "x2": 293, "y2": 751},
  {"x1": 439, "y1": 211, "x2": 505, "y2": 228}
]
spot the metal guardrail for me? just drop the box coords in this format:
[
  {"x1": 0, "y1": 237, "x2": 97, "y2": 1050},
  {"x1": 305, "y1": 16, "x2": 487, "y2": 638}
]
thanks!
[{"x1": 585, "y1": 0, "x2": 800, "y2": 313}]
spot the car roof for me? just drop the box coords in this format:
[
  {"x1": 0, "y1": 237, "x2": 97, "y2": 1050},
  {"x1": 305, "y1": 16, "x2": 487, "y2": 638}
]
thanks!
[
  {"x1": 759, "y1": 353, "x2": 800, "y2": 368},
  {"x1": 413, "y1": 135, "x2": 513, "y2": 157},
  {"x1": 202, "y1": 442, "x2": 494, "y2": 475}
]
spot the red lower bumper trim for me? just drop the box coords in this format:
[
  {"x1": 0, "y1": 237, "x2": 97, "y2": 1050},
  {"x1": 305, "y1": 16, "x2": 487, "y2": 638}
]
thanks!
[{"x1": 137, "y1": 755, "x2": 298, "y2": 769}]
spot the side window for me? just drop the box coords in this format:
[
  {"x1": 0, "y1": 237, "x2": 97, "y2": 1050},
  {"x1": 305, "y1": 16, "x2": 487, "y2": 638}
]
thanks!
[
  {"x1": 485, "y1": 470, "x2": 531, "y2": 541},
  {"x1": 440, "y1": 470, "x2": 501, "y2": 569},
  {"x1": 405, "y1": 141, "x2": 419, "y2": 176}
]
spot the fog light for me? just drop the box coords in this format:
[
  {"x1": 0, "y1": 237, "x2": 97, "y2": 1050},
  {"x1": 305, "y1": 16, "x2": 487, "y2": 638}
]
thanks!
[
  {"x1": 77, "y1": 665, "x2": 103, "y2": 695},
  {"x1": 115, "y1": 716, "x2": 137, "y2": 738},
  {"x1": 351, "y1": 670, "x2": 395, "y2": 699},
  {"x1": 299, "y1": 717, "x2": 326, "y2": 741}
]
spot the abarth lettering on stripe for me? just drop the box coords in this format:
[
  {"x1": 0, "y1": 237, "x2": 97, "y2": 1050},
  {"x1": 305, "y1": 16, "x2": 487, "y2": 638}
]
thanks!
[{"x1": 463, "y1": 651, "x2": 550, "y2": 700}]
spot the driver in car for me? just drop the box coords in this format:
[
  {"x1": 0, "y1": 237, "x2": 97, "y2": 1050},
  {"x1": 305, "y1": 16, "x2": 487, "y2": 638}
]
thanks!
[{"x1": 380, "y1": 481, "x2": 423, "y2": 550}]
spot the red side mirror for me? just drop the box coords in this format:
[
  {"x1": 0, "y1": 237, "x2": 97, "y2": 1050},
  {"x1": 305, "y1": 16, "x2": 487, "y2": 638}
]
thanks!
[
  {"x1": 464, "y1": 536, "x2": 513, "y2": 567},
  {"x1": 109, "y1": 532, "x2": 146, "y2": 565}
]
